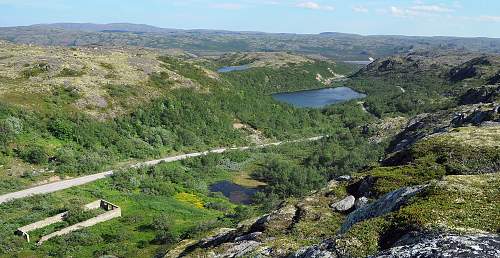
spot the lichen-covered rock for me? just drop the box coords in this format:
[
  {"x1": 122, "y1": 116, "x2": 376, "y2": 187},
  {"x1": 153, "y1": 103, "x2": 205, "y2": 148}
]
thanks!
[
  {"x1": 373, "y1": 232, "x2": 500, "y2": 258},
  {"x1": 234, "y1": 232, "x2": 262, "y2": 242},
  {"x1": 331, "y1": 196, "x2": 355, "y2": 212},
  {"x1": 215, "y1": 240, "x2": 262, "y2": 258},
  {"x1": 355, "y1": 197, "x2": 369, "y2": 209},
  {"x1": 386, "y1": 101, "x2": 499, "y2": 154},
  {"x1": 290, "y1": 240, "x2": 337, "y2": 258},
  {"x1": 197, "y1": 228, "x2": 239, "y2": 248},
  {"x1": 250, "y1": 203, "x2": 298, "y2": 233},
  {"x1": 341, "y1": 186, "x2": 425, "y2": 233}
]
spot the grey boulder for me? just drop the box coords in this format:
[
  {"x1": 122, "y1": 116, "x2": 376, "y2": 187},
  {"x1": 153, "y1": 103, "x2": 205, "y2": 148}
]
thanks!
[{"x1": 331, "y1": 195, "x2": 355, "y2": 212}]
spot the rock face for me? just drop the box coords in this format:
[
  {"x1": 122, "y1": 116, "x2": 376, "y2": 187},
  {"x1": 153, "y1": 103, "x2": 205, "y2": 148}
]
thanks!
[
  {"x1": 373, "y1": 232, "x2": 500, "y2": 258},
  {"x1": 341, "y1": 186, "x2": 425, "y2": 233},
  {"x1": 459, "y1": 84, "x2": 500, "y2": 105},
  {"x1": 331, "y1": 196, "x2": 355, "y2": 212},
  {"x1": 215, "y1": 240, "x2": 262, "y2": 258},
  {"x1": 447, "y1": 56, "x2": 491, "y2": 82},
  {"x1": 290, "y1": 240, "x2": 337, "y2": 258},
  {"x1": 196, "y1": 228, "x2": 240, "y2": 248},
  {"x1": 386, "y1": 102, "x2": 500, "y2": 154},
  {"x1": 488, "y1": 73, "x2": 500, "y2": 84}
]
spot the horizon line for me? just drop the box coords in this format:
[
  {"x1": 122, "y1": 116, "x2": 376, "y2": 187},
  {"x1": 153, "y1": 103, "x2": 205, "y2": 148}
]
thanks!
[{"x1": 1, "y1": 22, "x2": 499, "y2": 39}]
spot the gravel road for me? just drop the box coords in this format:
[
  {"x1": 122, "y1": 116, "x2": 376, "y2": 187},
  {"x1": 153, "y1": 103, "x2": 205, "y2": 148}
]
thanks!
[{"x1": 0, "y1": 136, "x2": 325, "y2": 204}]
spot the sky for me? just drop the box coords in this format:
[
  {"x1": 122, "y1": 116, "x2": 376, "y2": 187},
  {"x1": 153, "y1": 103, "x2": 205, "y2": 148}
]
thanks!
[{"x1": 0, "y1": 0, "x2": 499, "y2": 38}]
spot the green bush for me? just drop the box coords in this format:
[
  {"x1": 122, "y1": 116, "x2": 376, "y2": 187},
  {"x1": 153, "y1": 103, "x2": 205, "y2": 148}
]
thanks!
[
  {"x1": 151, "y1": 214, "x2": 180, "y2": 245},
  {"x1": 20, "y1": 145, "x2": 49, "y2": 164},
  {"x1": 57, "y1": 68, "x2": 85, "y2": 77},
  {"x1": 252, "y1": 158, "x2": 326, "y2": 198},
  {"x1": 64, "y1": 206, "x2": 97, "y2": 225},
  {"x1": 48, "y1": 118, "x2": 74, "y2": 140},
  {"x1": 105, "y1": 84, "x2": 136, "y2": 97}
]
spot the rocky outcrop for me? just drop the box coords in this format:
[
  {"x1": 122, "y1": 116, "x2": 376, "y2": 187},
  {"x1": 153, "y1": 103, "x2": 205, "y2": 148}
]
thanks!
[
  {"x1": 447, "y1": 56, "x2": 496, "y2": 83},
  {"x1": 373, "y1": 232, "x2": 500, "y2": 258},
  {"x1": 180, "y1": 202, "x2": 298, "y2": 256},
  {"x1": 249, "y1": 203, "x2": 298, "y2": 233},
  {"x1": 290, "y1": 240, "x2": 337, "y2": 258},
  {"x1": 488, "y1": 73, "x2": 500, "y2": 84},
  {"x1": 215, "y1": 240, "x2": 262, "y2": 258},
  {"x1": 353, "y1": 52, "x2": 489, "y2": 80},
  {"x1": 386, "y1": 103, "x2": 499, "y2": 154},
  {"x1": 459, "y1": 84, "x2": 500, "y2": 105},
  {"x1": 195, "y1": 228, "x2": 241, "y2": 249},
  {"x1": 341, "y1": 185, "x2": 426, "y2": 233},
  {"x1": 292, "y1": 231, "x2": 500, "y2": 258}
]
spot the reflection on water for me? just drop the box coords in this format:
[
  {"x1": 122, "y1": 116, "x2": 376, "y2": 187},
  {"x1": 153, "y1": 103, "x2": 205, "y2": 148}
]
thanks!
[
  {"x1": 209, "y1": 180, "x2": 259, "y2": 204},
  {"x1": 217, "y1": 65, "x2": 251, "y2": 73},
  {"x1": 272, "y1": 87, "x2": 366, "y2": 108}
]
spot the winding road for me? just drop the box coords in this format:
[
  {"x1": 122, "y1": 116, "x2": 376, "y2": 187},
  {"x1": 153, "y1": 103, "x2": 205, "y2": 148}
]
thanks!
[{"x1": 0, "y1": 136, "x2": 325, "y2": 205}]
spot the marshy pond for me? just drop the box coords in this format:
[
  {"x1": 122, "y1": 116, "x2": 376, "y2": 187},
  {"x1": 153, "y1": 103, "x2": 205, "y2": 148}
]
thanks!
[{"x1": 209, "y1": 180, "x2": 259, "y2": 204}]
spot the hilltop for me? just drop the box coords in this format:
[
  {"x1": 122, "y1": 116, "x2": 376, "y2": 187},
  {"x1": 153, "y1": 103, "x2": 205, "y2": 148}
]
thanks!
[{"x1": 2, "y1": 23, "x2": 500, "y2": 59}]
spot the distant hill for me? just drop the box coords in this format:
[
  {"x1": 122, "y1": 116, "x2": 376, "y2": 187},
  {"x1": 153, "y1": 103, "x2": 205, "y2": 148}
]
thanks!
[
  {"x1": 30, "y1": 23, "x2": 177, "y2": 33},
  {"x1": 1, "y1": 23, "x2": 500, "y2": 59}
]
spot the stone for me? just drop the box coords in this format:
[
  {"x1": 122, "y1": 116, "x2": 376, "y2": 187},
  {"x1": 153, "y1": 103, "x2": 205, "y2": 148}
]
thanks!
[
  {"x1": 355, "y1": 197, "x2": 369, "y2": 209},
  {"x1": 373, "y1": 232, "x2": 500, "y2": 258},
  {"x1": 331, "y1": 195, "x2": 355, "y2": 212},
  {"x1": 341, "y1": 185, "x2": 426, "y2": 233},
  {"x1": 336, "y1": 175, "x2": 351, "y2": 181}
]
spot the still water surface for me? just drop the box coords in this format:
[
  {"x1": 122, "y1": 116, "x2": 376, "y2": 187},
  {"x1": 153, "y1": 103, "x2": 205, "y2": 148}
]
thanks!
[
  {"x1": 217, "y1": 65, "x2": 251, "y2": 73},
  {"x1": 272, "y1": 87, "x2": 366, "y2": 108},
  {"x1": 209, "y1": 180, "x2": 259, "y2": 204}
]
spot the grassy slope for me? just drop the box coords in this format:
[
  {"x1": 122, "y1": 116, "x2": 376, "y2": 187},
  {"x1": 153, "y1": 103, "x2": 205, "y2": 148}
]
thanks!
[{"x1": 0, "y1": 45, "x2": 363, "y2": 194}]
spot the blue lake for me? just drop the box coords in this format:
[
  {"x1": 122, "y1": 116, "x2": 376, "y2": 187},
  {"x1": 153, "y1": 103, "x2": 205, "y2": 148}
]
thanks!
[
  {"x1": 272, "y1": 87, "x2": 366, "y2": 108},
  {"x1": 217, "y1": 65, "x2": 251, "y2": 73}
]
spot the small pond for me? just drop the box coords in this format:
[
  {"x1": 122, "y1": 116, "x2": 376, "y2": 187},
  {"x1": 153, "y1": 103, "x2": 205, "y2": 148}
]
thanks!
[
  {"x1": 209, "y1": 180, "x2": 259, "y2": 204},
  {"x1": 217, "y1": 65, "x2": 251, "y2": 73},
  {"x1": 343, "y1": 60, "x2": 373, "y2": 65},
  {"x1": 272, "y1": 87, "x2": 366, "y2": 108}
]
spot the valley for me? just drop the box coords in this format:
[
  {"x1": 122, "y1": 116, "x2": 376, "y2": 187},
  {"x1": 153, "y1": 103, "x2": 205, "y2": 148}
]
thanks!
[{"x1": 0, "y1": 23, "x2": 498, "y2": 258}]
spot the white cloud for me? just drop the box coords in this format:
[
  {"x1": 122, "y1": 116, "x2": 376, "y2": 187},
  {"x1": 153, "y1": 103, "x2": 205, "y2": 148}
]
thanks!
[
  {"x1": 296, "y1": 1, "x2": 334, "y2": 11},
  {"x1": 389, "y1": 6, "x2": 407, "y2": 17},
  {"x1": 478, "y1": 15, "x2": 500, "y2": 22},
  {"x1": 352, "y1": 6, "x2": 369, "y2": 13},
  {"x1": 388, "y1": 4, "x2": 454, "y2": 18},
  {"x1": 410, "y1": 5, "x2": 453, "y2": 13}
]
